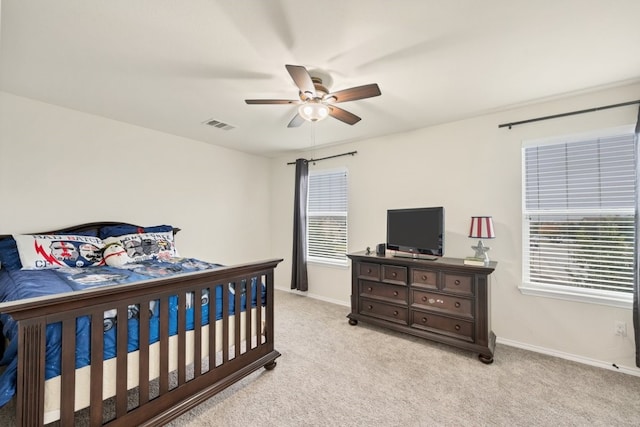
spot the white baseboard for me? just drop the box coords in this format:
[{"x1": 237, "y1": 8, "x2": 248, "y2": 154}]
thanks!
[
  {"x1": 274, "y1": 286, "x2": 350, "y2": 307},
  {"x1": 497, "y1": 336, "x2": 640, "y2": 377},
  {"x1": 276, "y1": 286, "x2": 640, "y2": 377}
]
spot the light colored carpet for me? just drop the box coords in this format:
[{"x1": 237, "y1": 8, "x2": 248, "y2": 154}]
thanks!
[
  {"x1": 2, "y1": 289, "x2": 640, "y2": 426},
  {"x1": 167, "y1": 290, "x2": 640, "y2": 427}
]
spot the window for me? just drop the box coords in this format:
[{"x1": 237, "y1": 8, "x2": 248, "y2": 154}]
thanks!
[
  {"x1": 521, "y1": 126, "x2": 636, "y2": 307},
  {"x1": 307, "y1": 168, "x2": 348, "y2": 265}
]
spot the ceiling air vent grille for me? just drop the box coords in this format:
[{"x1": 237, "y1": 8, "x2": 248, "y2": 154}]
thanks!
[{"x1": 203, "y1": 119, "x2": 235, "y2": 131}]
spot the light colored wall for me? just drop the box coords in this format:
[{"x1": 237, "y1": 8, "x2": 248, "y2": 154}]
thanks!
[
  {"x1": 269, "y1": 82, "x2": 640, "y2": 373},
  {"x1": 0, "y1": 91, "x2": 271, "y2": 265},
  {"x1": 2, "y1": 84, "x2": 638, "y2": 374}
]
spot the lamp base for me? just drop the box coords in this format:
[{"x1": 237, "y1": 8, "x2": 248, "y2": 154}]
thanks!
[{"x1": 471, "y1": 240, "x2": 491, "y2": 263}]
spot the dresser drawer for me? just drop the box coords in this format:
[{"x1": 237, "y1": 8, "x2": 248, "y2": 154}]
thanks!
[
  {"x1": 411, "y1": 290, "x2": 473, "y2": 319},
  {"x1": 410, "y1": 311, "x2": 474, "y2": 342},
  {"x1": 360, "y1": 280, "x2": 408, "y2": 303},
  {"x1": 442, "y1": 273, "x2": 474, "y2": 296},
  {"x1": 411, "y1": 268, "x2": 438, "y2": 289},
  {"x1": 357, "y1": 262, "x2": 380, "y2": 281},
  {"x1": 360, "y1": 298, "x2": 408, "y2": 325},
  {"x1": 382, "y1": 265, "x2": 407, "y2": 285}
]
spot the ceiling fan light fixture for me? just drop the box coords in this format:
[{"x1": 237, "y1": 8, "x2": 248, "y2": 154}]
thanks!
[
  {"x1": 246, "y1": 64, "x2": 380, "y2": 127},
  {"x1": 298, "y1": 102, "x2": 329, "y2": 122}
]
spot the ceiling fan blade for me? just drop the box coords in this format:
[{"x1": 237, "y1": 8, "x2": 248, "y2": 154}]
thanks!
[
  {"x1": 287, "y1": 113, "x2": 306, "y2": 128},
  {"x1": 286, "y1": 64, "x2": 316, "y2": 100},
  {"x1": 328, "y1": 105, "x2": 361, "y2": 125},
  {"x1": 245, "y1": 99, "x2": 300, "y2": 105},
  {"x1": 325, "y1": 84, "x2": 381, "y2": 103}
]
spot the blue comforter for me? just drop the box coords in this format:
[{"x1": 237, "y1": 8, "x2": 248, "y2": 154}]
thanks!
[{"x1": 0, "y1": 258, "x2": 264, "y2": 408}]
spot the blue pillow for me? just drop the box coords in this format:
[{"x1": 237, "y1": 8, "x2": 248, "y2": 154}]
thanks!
[
  {"x1": 99, "y1": 224, "x2": 173, "y2": 239},
  {"x1": 0, "y1": 237, "x2": 22, "y2": 271}
]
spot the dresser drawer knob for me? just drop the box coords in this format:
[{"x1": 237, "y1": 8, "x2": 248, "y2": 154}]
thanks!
[
  {"x1": 454, "y1": 302, "x2": 461, "y2": 308},
  {"x1": 393, "y1": 310, "x2": 399, "y2": 316},
  {"x1": 422, "y1": 296, "x2": 427, "y2": 302},
  {"x1": 393, "y1": 291, "x2": 399, "y2": 296},
  {"x1": 367, "y1": 305, "x2": 373, "y2": 310},
  {"x1": 392, "y1": 272, "x2": 397, "y2": 277},
  {"x1": 455, "y1": 324, "x2": 461, "y2": 331},
  {"x1": 367, "y1": 268, "x2": 372, "y2": 273},
  {"x1": 454, "y1": 279, "x2": 461, "y2": 285},
  {"x1": 367, "y1": 287, "x2": 373, "y2": 292},
  {"x1": 422, "y1": 275, "x2": 428, "y2": 281},
  {"x1": 421, "y1": 317, "x2": 428, "y2": 323}
]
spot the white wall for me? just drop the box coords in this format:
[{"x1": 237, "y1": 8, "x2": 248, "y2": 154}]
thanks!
[
  {"x1": 0, "y1": 92, "x2": 271, "y2": 265},
  {"x1": 269, "y1": 82, "x2": 640, "y2": 373}
]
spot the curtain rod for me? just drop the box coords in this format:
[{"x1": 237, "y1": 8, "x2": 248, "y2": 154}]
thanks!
[
  {"x1": 287, "y1": 150, "x2": 357, "y2": 165},
  {"x1": 498, "y1": 99, "x2": 640, "y2": 129}
]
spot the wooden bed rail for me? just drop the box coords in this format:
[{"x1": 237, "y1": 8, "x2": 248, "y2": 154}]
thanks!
[
  {"x1": 0, "y1": 259, "x2": 280, "y2": 320},
  {"x1": 0, "y1": 258, "x2": 283, "y2": 427}
]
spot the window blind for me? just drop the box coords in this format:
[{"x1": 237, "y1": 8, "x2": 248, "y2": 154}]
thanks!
[
  {"x1": 523, "y1": 133, "x2": 636, "y2": 293},
  {"x1": 307, "y1": 169, "x2": 348, "y2": 264}
]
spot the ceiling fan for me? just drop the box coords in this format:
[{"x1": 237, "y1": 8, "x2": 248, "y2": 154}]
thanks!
[{"x1": 245, "y1": 64, "x2": 381, "y2": 128}]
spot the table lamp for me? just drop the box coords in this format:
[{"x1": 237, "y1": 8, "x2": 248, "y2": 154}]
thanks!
[{"x1": 469, "y1": 216, "x2": 495, "y2": 263}]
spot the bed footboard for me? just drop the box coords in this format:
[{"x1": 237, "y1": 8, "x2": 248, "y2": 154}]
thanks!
[{"x1": 1, "y1": 258, "x2": 282, "y2": 427}]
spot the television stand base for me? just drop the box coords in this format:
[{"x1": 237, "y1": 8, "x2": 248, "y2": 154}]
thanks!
[{"x1": 392, "y1": 252, "x2": 438, "y2": 261}]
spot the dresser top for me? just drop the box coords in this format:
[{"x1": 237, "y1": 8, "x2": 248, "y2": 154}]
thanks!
[{"x1": 348, "y1": 251, "x2": 497, "y2": 273}]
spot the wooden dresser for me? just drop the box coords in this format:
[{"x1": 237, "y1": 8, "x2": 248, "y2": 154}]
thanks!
[{"x1": 347, "y1": 251, "x2": 497, "y2": 363}]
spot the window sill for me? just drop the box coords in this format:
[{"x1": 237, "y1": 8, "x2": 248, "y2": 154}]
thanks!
[{"x1": 519, "y1": 283, "x2": 633, "y2": 309}]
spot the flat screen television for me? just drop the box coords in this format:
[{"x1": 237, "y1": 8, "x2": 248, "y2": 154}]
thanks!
[{"x1": 386, "y1": 207, "x2": 444, "y2": 260}]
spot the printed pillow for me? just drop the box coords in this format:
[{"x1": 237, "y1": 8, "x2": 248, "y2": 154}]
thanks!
[
  {"x1": 1, "y1": 230, "x2": 99, "y2": 271},
  {"x1": 103, "y1": 231, "x2": 177, "y2": 262},
  {"x1": 14, "y1": 234, "x2": 105, "y2": 270}
]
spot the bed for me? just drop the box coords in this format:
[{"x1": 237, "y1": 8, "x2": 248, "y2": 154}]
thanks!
[{"x1": 0, "y1": 222, "x2": 282, "y2": 426}]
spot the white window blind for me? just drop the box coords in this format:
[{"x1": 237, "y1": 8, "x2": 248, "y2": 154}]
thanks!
[
  {"x1": 307, "y1": 168, "x2": 348, "y2": 265},
  {"x1": 523, "y1": 132, "x2": 636, "y2": 296}
]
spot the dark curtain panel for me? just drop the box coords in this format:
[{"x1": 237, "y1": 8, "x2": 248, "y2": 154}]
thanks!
[
  {"x1": 634, "y1": 106, "x2": 640, "y2": 367},
  {"x1": 291, "y1": 158, "x2": 309, "y2": 291}
]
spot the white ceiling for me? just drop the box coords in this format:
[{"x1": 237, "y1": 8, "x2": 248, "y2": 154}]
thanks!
[{"x1": 2, "y1": 0, "x2": 640, "y2": 157}]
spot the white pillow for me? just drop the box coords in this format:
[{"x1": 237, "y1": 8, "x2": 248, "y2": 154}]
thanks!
[{"x1": 14, "y1": 234, "x2": 105, "y2": 270}]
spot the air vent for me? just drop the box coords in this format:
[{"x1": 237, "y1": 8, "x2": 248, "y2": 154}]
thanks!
[{"x1": 203, "y1": 118, "x2": 235, "y2": 131}]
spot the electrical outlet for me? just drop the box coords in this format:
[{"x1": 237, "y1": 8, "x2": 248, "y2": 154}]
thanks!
[{"x1": 614, "y1": 321, "x2": 627, "y2": 337}]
